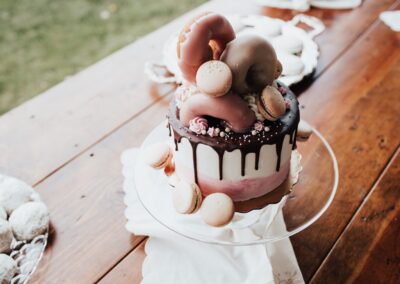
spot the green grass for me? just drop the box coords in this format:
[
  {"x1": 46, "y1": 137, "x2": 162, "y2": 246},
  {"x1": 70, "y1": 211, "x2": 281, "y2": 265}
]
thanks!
[{"x1": 0, "y1": 0, "x2": 206, "y2": 114}]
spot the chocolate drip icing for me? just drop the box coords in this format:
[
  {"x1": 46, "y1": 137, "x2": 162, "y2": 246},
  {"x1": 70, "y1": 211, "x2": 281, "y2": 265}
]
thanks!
[
  {"x1": 292, "y1": 128, "x2": 298, "y2": 150},
  {"x1": 192, "y1": 142, "x2": 199, "y2": 183},
  {"x1": 168, "y1": 82, "x2": 300, "y2": 184},
  {"x1": 255, "y1": 148, "x2": 260, "y2": 171},
  {"x1": 167, "y1": 122, "x2": 172, "y2": 137},
  {"x1": 275, "y1": 136, "x2": 284, "y2": 171},
  {"x1": 215, "y1": 148, "x2": 225, "y2": 180}
]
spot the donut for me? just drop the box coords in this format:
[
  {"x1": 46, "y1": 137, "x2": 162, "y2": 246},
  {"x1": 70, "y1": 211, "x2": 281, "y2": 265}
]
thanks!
[
  {"x1": 0, "y1": 219, "x2": 13, "y2": 253},
  {"x1": 0, "y1": 177, "x2": 33, "y2": 214},
  {"x1": 9, "y1": 201, "x2": 49, "y2": 241},
  {"x1": 177, "y1": 12, "x2": 235, "y2": 83},
  {"x1": 0, "y1": 254, "x2": 17, "y2": 283},
  {"x1": 221, "y1": 34, "x2": 278, "y2": 94},
  {"x1": 179, "y1": 92, "x2": 256, "y2": 133}
]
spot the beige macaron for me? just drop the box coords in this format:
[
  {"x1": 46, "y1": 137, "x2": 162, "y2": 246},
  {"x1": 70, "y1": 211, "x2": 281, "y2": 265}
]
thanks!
[
  {"x1": 167, "y1": 173, "x2": 180, "y2": 188},
  {"x1": 196, "y1": 60, "x2": 232, "y2": 97},
  {"x1": 200, "y1": 193, "x2": 234, "y2": 227},
  {"x1": 172, "y1": 180, "x2": 202, "y2": 214},
  {"x1": 143, "y1": 142, "x2": 172, "y2": 169},
  {"x1": 297, "y1": 119, "x2": 313, "y2": 141},
  {"x1": 257, "y1": 86, "x2": 286, "y2": 121}
]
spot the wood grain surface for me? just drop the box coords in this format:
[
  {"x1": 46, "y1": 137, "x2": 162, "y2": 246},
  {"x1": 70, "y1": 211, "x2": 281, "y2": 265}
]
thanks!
[
  {"x1": 311, "y1": 147, "x2": 400, "y2": 283},
  {"x1": 0, "y1": 0, "x2": 395, "y2": 186},
  {"x1": 0, "y1": 0, "x2": 399, "y2": 283}
]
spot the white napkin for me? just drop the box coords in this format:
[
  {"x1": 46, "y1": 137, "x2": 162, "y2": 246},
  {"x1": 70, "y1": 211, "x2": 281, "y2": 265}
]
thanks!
[
  {"x1": 380, "y1": 11, "x2": 400, "y2": 32},
  {"x1": 122, "y1": 148, "x2": 304, "y2": 283},
  {"x1": 255, "y1": 0, "x2": 362, "y2": 11}
]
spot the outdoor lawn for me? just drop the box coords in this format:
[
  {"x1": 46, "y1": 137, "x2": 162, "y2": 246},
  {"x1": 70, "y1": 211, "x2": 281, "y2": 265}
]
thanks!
[{"x1": 0, "y1": 0, "x2": 207, "y2": 115}]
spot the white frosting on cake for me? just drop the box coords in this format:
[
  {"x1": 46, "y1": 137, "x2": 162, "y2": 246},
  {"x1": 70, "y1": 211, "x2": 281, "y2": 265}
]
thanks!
[{"x1": 174, "y1": 134, "x2": 292, "y2": 182}]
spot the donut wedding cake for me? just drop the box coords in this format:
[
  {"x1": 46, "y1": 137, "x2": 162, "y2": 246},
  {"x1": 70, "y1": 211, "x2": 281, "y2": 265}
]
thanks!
[{"x1": 143, "y1": 12, "x2": 306, "y2": 227}]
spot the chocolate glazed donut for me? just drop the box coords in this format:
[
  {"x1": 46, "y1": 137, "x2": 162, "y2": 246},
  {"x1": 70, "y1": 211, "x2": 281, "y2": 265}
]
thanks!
[
  {"x1": 179, "y1": 92, "x2": 256, "y2": 133},
  {"x1": 221, "y1": 34, "x2": 278, "y2": 94},
  {"x1": 177, "y1": 13, "x2": 236, "y2": 83}
]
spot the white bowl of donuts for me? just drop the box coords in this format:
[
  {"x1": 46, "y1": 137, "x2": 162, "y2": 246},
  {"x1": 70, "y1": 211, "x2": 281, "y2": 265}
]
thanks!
[
  {"x1": 158, "y1": 14, "x2": 324, "y2": 87},
  {"x1": 0, "y1": 174, "x2": 49, "y2": 284}
]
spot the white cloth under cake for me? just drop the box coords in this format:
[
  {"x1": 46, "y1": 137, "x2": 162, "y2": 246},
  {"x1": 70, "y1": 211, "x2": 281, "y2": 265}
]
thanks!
[
  {"x1": 122, "y1": 148, "x2": 304, "y2": 284},
  {"x1": 255, "y1": 0, "x2": 362, "y2": 11}
]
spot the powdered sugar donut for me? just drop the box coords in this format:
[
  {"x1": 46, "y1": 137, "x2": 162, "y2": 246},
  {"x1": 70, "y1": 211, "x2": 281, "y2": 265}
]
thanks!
[
  {"x1": 0, "y1": 177, "x2": 34, "y2": 214},
  {"x1": 0, "y1": 254, "x2": 17, "y2": 283},
  {"x1": 9, "y1": 202, "x2": 49, "y2": 241},
  {"x1": 0, "y1": 219, "x2": 13, "y2": 254}
]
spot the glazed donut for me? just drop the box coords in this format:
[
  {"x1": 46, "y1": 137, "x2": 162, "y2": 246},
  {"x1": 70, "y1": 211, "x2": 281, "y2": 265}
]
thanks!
[
  {"x1": 177, "y1": 12, "x2": 236, "y2": 83},
  {"x1": 220, "y1": 34, "x2": 278, "y2": 94},
  {"x1": 179, "y1": 92, "x2": 256, "y2": 133}
]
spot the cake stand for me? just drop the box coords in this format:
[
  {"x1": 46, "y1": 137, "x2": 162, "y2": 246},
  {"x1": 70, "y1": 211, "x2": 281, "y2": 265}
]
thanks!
[{"x1": 134, "y1": 122, "x2": 339, "y2": 246}]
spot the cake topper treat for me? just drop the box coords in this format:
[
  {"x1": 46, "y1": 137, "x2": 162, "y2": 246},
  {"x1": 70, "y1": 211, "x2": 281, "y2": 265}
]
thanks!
[
  {"x1": 257, "y1": 86, "x2": 286, "y2": 121},
  {"x1": 179, "y1": 92, "x2": 256, "y2": 133},
  {"x1": 177, "y1": 12, "x2": 235, "y2": 83},
  {"x1": 196, "y1": 60, "x2": 232, "y2": 97},
  {"x1": 220, "y1": 34, "x2": 278, "y2": 94}
]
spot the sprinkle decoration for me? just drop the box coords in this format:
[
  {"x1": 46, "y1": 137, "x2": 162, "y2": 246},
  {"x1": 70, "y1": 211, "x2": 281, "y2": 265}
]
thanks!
[{"x1": 254, "y1": 121, "x2": 264, "y2": 132}]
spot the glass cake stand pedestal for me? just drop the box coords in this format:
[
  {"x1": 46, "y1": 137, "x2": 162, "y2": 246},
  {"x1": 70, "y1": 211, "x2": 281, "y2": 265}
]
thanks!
[{"x1": 134, "y1": 122, "x2": 339, "y2": 246}]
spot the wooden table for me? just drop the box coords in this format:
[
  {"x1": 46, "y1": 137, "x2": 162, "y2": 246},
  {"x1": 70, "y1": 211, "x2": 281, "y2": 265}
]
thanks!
[{"x1": 1, "y1": 0, "x2": 399, "y2": 283}]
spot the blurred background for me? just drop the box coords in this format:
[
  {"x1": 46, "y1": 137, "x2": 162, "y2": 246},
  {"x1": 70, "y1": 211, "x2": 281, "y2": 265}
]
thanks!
[{"x1": 0, "y1": 0, "x2": 207, "y2": 115}]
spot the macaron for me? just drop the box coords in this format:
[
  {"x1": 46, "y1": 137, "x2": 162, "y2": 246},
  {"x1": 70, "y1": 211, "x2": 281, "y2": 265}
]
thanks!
[
  {"x1": 200, "y1": 193, "x2": 234, "y2": 227},
  {"x1": 172, "y1": 180, "x2": 202, "y2": 214},
  {"x1": 257, "y1": 86, "x2": 286, "y2": 121},
  {"x1": 196, "y1": 60, "x2": 232, "y2": 97},
  {"x1": 167, "y1": 173, "x2": 180, "y2": 188},
  {"x1": 277, "y1": 52, "x2": 304, "y2": 76},
  {"x1": 272, "y1": 35, "x2": 303, "y2": 55},
  {"x1": 297, "y1": 119, "x2": 313, "y2": 141},
  {"x1": 164, "y1": 160, "x2": 175, "y2": 176},
  {"x1": 143, "y1": 142, "x2": 172, "y2": 169}
]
